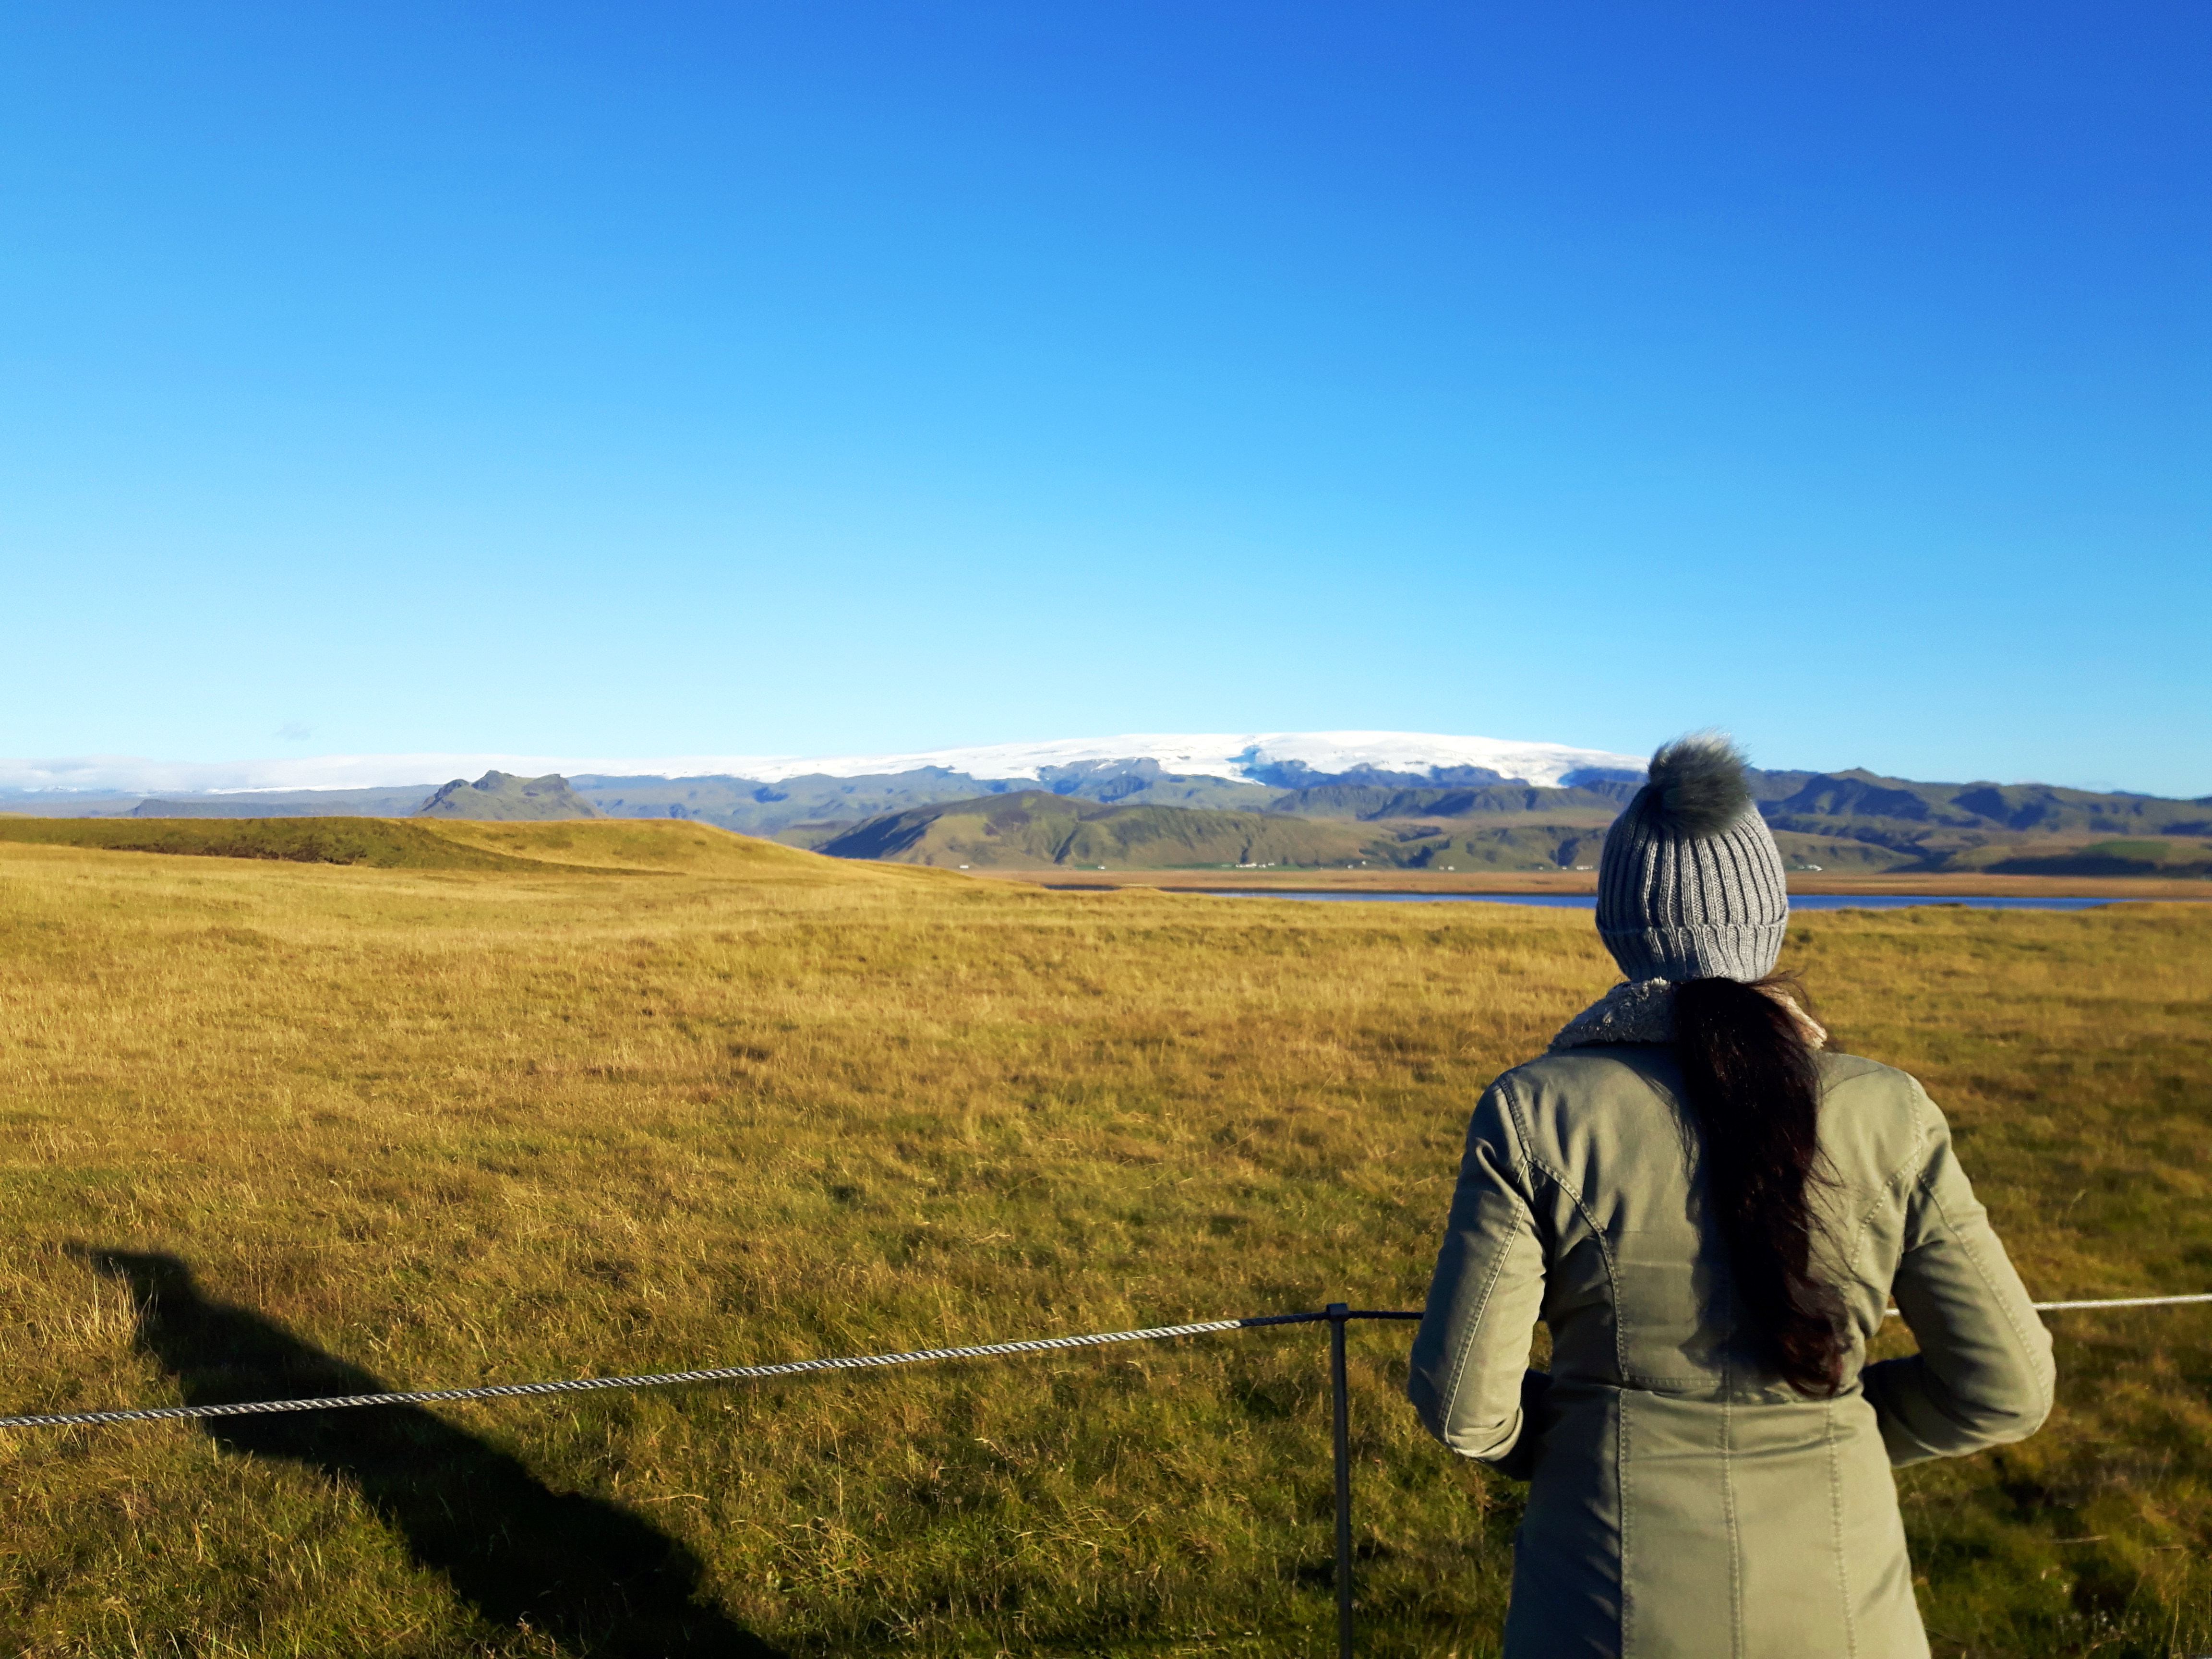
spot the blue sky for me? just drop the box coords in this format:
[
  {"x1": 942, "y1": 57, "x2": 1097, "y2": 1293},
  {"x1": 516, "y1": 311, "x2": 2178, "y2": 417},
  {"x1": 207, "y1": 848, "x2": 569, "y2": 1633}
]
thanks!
[{"x1": 3, "y1": 2, "x2": 2206, "y2": 793}]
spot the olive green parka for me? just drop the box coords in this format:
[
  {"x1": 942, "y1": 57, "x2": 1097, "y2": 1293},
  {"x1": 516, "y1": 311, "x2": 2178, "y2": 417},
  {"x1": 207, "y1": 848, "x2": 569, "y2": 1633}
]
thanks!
[{"x1": 1408, "y1": 991, "x2": 2054, "y2": 1659}]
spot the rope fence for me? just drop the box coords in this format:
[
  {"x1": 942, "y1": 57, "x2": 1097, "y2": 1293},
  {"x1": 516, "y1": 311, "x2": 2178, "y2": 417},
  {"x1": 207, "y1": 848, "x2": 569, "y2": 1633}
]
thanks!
[
  {"x1": 4, "y1": 1291, "x2": 2200, "y2": 1433},
  {"x1": 0, "y1": 1309, "x2": 1337, "y2": 1432},
  {"x1": 1, "y1": 1290, "x2": 2202, "y2": 1658}
]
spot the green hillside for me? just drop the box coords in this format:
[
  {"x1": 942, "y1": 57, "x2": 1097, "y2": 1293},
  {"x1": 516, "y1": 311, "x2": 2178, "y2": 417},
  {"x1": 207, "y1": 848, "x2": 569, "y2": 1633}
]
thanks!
[
  {"x1": 816, "y1": 793, "x2": 1671, "y2": 872},
  {"x1": 1764, "y1": 771, "x2": 2211, "y2": 835},
  {"x1": 816, "y1": 792, "x2": 1371, "y2": 868},
  {"x1": 1757, "y1": 770, "x2": 2212, "y2": 868},
  {"x1": 1766, "y1": 831, "x2": 1928, "y2": 873},
  {"x1": 1975, "y1": 838, "x2": 2212, "y2": 878},
  {"x1": 1367, "y1": 823, "x2": 1606, "y2": 871},
  {"x1": 413, "y1": 770, "x2": 604, "y2": 821},
  {"x1": 1262, "y1": 782, "x2": 1625, "y2": 822},
  {"x1": 577, "y1": 769, "x2": 1007, "y2": 841},
  {"x1": 574, "y1": 768, "x2": 1283, "y2": 843}
]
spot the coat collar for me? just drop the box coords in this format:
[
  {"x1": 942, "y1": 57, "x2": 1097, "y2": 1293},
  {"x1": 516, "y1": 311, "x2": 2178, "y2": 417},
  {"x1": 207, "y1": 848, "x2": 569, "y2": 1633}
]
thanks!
[{"x1": 1549, "y1": 979, "x2": 1827, "y2": 1053}]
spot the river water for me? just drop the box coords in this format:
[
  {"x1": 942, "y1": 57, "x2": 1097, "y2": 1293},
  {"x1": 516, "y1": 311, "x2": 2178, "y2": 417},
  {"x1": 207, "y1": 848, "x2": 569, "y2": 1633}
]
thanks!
[{"x1": 1209, "y1": 892, "x2": 2176, "y2": 912}]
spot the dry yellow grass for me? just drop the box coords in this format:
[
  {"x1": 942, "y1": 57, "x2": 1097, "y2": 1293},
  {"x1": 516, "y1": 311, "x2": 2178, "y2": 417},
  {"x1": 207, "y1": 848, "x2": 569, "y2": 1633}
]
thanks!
[{"x1": 0, "y1": 826, "x2": 2206, "y2": 1656}]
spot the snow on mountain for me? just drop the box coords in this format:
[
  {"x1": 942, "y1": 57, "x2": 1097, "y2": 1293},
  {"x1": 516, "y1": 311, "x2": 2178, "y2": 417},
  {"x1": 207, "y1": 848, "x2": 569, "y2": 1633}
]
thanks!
[
  {"x1": 733, "y1": 731, "x2": 1647, "y2": 788},
  {"x1": 0, "y1": 732, "x2": 1647, "y2": 796}
]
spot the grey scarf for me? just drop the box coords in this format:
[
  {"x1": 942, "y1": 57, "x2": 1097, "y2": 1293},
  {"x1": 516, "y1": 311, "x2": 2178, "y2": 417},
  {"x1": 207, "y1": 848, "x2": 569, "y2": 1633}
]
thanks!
[{"x1": 1550, "y1": 979, "x2": 1827, "y2": 1053}]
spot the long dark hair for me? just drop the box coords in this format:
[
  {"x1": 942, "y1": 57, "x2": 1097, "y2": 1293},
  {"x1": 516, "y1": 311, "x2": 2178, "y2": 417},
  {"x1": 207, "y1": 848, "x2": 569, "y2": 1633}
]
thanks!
[{"x1": 1672, "y1": 973, "x2": 1849, "y2": 1395}]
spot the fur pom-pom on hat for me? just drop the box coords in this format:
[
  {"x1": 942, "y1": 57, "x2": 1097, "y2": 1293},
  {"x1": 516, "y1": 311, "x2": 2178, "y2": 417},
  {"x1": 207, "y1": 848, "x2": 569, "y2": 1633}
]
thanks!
[{"x1": 1645, "y1": 732, "x2": 1755, "y2": 838}]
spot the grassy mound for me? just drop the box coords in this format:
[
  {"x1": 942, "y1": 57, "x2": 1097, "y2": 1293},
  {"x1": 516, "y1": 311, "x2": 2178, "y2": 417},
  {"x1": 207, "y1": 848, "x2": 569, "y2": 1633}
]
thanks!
[
  {"x1": 0, "y1": 814, "x2": 901, "y2": 884},
  {"x1": 0, "y1": 815, "x2": 545, "y2": 870},
  {"x1": 413, "y1": 817, "x2": 916, "y2": 880}
]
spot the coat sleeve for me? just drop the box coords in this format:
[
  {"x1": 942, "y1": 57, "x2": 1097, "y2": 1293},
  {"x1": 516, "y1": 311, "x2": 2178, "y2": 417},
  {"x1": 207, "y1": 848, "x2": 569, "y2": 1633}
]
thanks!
[
  {"x1": 1861, "y1": 1088, "x2": 2056, "y2": 1467},
  {"x1": 1407, "y1": 1078, "x2": 1550, "y2": 1467}
]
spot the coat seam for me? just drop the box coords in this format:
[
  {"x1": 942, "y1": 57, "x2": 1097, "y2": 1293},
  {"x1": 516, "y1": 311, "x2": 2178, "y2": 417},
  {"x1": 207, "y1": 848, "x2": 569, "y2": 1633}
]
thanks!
[
  {"x1": 1722, "y1": 1391, "x2": 1743, "y2": 1659},
  {"x1": 1504, "y1": 1078, "x2": 1619, "y2": 1306},
  {"x1": 1521, "y1": 1148, "x2": 1633, "y2": 1381},
  {"x1": 1617, "y1": 1391, "x2": 1634, "y2": 1659},
  {"x1": 1841, "y1": 1080, "x2": 1942, "y2": 1254},
  {"x1": 1827, "y1": 1398, "x2": 1860, "y2": 1659},
  {"x1": 1502, "y1": 1057, "x2": 1637, "y2": 1382}
]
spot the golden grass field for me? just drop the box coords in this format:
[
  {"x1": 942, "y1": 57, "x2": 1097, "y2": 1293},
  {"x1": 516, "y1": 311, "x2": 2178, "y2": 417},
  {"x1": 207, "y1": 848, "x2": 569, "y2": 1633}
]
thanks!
[{"x1": 1, "y1": 821, "x2": 2207, "y2": 1657}]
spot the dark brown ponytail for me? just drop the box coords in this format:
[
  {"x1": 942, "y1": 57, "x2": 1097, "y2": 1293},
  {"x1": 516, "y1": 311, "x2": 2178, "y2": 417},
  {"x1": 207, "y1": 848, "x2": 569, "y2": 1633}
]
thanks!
[{"x1": 1672, "y1": 974, "x2": 1849, "y2": 1396}]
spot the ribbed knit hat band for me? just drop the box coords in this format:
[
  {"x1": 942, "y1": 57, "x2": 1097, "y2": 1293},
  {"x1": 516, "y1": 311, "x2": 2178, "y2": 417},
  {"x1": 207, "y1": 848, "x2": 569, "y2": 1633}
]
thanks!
[{"x1": 1595, "y1": 734, "x2": 1789, "y2": 984}]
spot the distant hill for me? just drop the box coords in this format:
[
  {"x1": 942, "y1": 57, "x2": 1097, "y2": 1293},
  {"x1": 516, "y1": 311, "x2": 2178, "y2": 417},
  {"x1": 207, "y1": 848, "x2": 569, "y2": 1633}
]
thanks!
[
  {"x1": 818, "y1": 792, "x2": 1708, "y2": 873},
  {"x1": 572, "y1": 763, "x2": 1290, "y2": 844},
  {"x1": 1758, "y1": 770, "x2": 2212, "y2": 836},
  {"x1": 413, "y1": 771, "x2": 604, "y2": 821},
  {"x1": 1948, "y1": 838, "x2": 2212, "y2": 878},
  {"x1": 815, "y1": 792, "x2": 1371, "y2": 869},
  {"x1": 130, "y1": 786, "x2": 437, "y2": 818},
  {"x1": 1262, "y1": 782, "x2": 1631, "y2": 822},
  {"x1": 1748, "y1": 770, "x2": 2212, "y2": 870},
  {"x1": 812, "y1": 778, "x2": 2212, "y2": 876},
  {"x1": 574, "y1": 769, "x2": 1092, "y2": 843}
]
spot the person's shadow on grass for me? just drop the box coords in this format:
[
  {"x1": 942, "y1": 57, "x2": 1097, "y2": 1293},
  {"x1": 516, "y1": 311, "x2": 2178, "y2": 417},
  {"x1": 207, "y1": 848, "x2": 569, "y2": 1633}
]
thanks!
[{"x1": 75, "y1": 1248, "x2": 781, "y2": 1658}]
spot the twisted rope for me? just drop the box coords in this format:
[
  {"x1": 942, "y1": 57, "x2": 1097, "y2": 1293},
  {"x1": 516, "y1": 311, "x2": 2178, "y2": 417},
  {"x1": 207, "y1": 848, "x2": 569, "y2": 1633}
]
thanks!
[
  {"x1": 0, "y1": 1310, "x2": 1330, "y2": 1431},
  {"x1": 0, "y1": 1293, "x2": 2197, "y2": 1432}
]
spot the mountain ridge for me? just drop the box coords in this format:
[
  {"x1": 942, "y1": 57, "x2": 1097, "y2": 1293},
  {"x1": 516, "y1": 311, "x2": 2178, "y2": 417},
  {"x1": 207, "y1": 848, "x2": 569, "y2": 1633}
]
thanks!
[
  {"x1": 811, "y1": 785, "x2": 2212, "y2": 877},
  {"x1": 414, "y1": 771, "x2": 604, "y2": 821},
  {"x1": 3, "y1": 735, "x2": 2204, "y2": 876}
]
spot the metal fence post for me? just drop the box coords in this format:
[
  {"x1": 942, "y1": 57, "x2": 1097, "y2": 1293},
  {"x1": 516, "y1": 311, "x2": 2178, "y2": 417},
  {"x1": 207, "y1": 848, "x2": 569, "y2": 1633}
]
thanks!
[{"x1": 1328, "y1": 1301, "x2": 1354, "y2": 1659}]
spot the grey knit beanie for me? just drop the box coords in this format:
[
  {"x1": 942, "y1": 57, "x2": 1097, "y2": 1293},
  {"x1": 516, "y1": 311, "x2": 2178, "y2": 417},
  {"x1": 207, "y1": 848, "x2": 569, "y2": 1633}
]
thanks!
[{"x1": 1595, "y1": 733, "x2": 1788, "y2": 983}]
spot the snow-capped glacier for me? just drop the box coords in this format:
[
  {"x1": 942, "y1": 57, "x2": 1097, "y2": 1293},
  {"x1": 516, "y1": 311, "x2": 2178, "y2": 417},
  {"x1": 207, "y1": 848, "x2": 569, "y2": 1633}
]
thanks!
[
  {"x1": 0, "y1": 731, "x2": 1647, "y2": 796},
  {"x1": 730, "y1": 732, "x2": 1647, "y2": 788}
]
